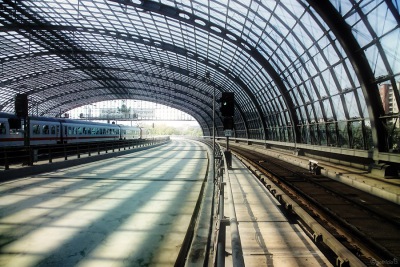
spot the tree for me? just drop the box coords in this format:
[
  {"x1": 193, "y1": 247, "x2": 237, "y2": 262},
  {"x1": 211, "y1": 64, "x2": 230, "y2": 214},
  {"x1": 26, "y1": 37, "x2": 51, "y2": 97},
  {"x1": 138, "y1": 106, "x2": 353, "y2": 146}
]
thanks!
[{"x1": 118, "y1": 104, "x2": 131, "y2": 118}]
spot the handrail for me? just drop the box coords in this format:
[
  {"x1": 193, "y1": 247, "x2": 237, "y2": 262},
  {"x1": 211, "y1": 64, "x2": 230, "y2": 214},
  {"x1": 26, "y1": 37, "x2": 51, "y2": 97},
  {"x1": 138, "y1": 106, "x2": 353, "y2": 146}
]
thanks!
[{"x1": 0, "y1": 137, "x2": 170, "y2": 170}]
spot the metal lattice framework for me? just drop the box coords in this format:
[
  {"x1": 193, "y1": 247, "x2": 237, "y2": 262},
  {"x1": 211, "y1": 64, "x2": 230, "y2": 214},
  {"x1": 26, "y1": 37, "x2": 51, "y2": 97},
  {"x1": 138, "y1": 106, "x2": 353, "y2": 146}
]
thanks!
[{"x1": 1, "y1": 0, "x2": 399, "y2": 155}]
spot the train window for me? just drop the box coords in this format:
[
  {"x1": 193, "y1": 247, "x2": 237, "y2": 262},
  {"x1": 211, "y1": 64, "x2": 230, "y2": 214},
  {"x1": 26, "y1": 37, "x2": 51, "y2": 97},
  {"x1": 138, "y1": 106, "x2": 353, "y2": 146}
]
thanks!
[
  {"x1": 68, "y1": 126, "x2": 72, "y2": 135},
  {"x1": 8, "y1": 118, "x2": 21, "y2": 129},
  {"x1": 42, "y1": 125, "x2": 49, "y2": 134},
  {"x1": 0, "y1": 123, "x2": 6, "y2": 134},
  {"x1": 32, "y1": 125, "x2": 40, "y2": 135},
  {"x1": 73, "y1": 127, "x2": 77, "y2": 135},
  {"x1": 78, "y1": 127, "x2": 82, "y2": 135},
  {"x1": 51, "y1": 126, "x2": 56, "y2": 135}
]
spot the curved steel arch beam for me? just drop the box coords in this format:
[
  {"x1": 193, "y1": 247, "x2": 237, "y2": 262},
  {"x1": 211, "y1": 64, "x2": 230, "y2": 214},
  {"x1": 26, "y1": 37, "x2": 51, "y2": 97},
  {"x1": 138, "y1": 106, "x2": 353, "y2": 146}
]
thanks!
[
  {"x1": 1, "y1": 51, "x2": 212, "y2": 99},
  {"x1": 108, "y1": 0, "x2": 290, "y2": 139},
  {"x1": 307, "y1": 0, "x2": 387, "y2": 153},
  {"x1": 0, "y1": 66, "x2": 221, "y2": 135},
  {"x1": 0, "y1": 55, "x2": 214, "y2": 109},
  {"x1": 6, "y1": 0, "x2": 260, "y2": 140},
  {"x1": 1, "y1": 22, "x2": 251, "y2": 136}
]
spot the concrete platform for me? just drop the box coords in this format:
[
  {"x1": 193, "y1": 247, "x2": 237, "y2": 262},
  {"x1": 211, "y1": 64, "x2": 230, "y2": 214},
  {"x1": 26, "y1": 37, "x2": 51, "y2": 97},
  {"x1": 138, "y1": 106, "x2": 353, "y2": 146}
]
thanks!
[
  {"x1": 224, "y1": 156, "x2": 333, "y2": 267},
  {"x1": 0, "y1": 140, "x2": 208, "y2": 267}
]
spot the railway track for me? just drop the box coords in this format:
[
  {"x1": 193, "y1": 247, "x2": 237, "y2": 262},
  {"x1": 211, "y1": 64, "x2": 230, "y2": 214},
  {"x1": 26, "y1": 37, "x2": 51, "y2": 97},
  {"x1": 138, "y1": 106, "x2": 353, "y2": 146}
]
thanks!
[{"x1": 228, "y1": 145, "x2": 400, "y2": 266}]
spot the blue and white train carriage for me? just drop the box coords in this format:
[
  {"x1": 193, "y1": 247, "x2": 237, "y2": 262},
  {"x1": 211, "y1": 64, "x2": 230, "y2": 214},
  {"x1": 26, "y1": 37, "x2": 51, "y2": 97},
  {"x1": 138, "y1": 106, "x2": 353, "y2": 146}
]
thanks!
[{"x1": 0, "y1": 112, "x2": 145, "y2": 147}]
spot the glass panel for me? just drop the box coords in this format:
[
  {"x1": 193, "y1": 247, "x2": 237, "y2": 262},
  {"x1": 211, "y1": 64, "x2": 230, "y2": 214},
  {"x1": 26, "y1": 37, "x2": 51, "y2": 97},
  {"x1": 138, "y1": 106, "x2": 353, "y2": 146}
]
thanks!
[
  {"x1": 365, "y1": 1, "x2": 397, "y2": 37},
  {"x1": 327, "y1": 123, "x2": 337, "y2": 147},
  {"x1": 338, "y1": 121, "x2": 349, "y2": 148},
  {"x1": 344, "y1": 92, "x2": 360, "y2": 119},
  {"x1": 322, "y1": 98, "x2": 333, "y2": 120},
  {"x1": 364, "y1": 45, "x2": 387, "y2": 78},
  {"x1": 310, "y1": 124, "x2": 319, "y2": 145},
  {"x1": 350, "y1": 120, "x2": 364, "y2": 149},
  {"x1": 300, "y1": 125, "x2": 310, "y2": 144},
  {"x1": 335, "y1": 94, "x2": 347, "y2": 121},
  {"x1": 319, "y1": 123, "x2": 327, "y2": 145},
  {"x1": 380, "y1": 30, "x2": 400, "y2": 75}
]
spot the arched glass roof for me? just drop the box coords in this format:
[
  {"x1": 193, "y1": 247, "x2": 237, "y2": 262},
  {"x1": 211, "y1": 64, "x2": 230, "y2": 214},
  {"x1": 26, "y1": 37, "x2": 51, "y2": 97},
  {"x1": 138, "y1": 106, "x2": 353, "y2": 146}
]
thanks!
[{"x1": 0, "y1": 0, "x2": 399, "y2": 155}]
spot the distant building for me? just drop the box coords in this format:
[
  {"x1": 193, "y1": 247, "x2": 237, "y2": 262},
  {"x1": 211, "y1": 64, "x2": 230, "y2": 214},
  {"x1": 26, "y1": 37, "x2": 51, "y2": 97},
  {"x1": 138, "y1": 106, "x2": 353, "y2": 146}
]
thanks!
[{"x1": 379, "y1": 82, "x2": 400, "y2": 126}]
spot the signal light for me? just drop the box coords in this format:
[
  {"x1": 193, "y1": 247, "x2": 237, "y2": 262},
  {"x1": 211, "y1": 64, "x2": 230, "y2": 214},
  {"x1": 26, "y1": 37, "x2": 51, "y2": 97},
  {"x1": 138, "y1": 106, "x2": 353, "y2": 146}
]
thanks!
[
  {"x1": 15, "y1": 93, "x2": 28, "y2": 117},
  {"x1": 219, "y1": 92, "x2": 234, "y2": 117}
]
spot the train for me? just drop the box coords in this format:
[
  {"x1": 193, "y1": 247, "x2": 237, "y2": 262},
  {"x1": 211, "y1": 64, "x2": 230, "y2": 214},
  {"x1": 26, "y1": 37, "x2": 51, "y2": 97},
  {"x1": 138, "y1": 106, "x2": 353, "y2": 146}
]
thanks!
[{"x1": 0, "y1": 112, "x2": 148, "y2": 147}]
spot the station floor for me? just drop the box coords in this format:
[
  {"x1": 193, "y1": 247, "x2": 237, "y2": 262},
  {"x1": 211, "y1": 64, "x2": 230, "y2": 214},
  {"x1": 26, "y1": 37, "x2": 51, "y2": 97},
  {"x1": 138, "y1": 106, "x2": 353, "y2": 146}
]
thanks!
[
  {"x1": 0, "y1": 140, "x2": 208, "y2": 267},
  {"x1": 0, "y1": 139, "x2": 334, "y2": 267}
]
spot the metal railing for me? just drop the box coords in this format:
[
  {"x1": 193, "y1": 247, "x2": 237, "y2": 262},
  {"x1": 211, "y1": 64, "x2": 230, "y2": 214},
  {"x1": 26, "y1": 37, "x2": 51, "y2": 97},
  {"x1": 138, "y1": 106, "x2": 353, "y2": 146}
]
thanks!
[{"x1": 0, "y1": 137, "x2": 170, "y2": 170}]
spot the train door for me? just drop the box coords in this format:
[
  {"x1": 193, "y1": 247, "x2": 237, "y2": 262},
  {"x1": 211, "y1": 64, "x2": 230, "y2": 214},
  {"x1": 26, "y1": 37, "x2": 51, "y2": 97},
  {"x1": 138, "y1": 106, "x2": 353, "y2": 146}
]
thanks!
[
  {"x1": 62, "y1": 124, "x2": 68, "y2": 144},
  {"x1": 57, "y1": 123, "x2": 64, "y2": 144}
]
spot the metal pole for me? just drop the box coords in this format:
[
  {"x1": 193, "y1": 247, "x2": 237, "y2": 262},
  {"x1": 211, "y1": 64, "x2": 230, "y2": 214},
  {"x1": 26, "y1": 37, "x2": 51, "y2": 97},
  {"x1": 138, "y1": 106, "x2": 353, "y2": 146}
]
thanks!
[
  {"x1": 213, "y1": 85, "x2": 215, "y2": 182},
  {"x1": 207, "y1": 71, "x2": 215, "y2": 182}
]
